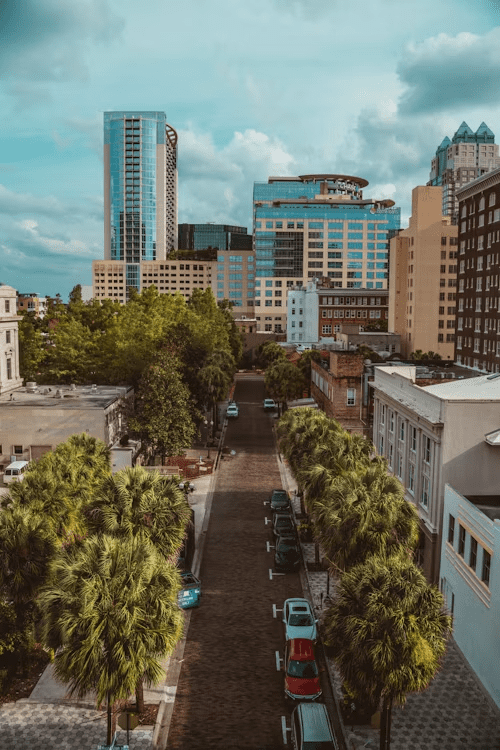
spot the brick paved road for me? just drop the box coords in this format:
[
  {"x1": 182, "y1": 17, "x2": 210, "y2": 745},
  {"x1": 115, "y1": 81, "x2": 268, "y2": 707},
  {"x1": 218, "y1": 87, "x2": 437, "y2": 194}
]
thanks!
[{"x1": 166, "y1": 376, "x2": 305, "y2": 750}]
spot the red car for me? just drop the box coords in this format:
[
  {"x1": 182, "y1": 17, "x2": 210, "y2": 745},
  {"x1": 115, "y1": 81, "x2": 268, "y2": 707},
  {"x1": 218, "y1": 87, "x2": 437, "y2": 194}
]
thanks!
[{"x1": 284, "y1": 638, "x2": 322, "y2": 701}]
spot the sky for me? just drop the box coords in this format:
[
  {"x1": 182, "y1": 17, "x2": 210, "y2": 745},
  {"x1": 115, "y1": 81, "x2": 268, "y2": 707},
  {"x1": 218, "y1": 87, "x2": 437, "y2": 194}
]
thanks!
[{"x1": 1, "y1": 0, "x2": 499, "y2": 299}]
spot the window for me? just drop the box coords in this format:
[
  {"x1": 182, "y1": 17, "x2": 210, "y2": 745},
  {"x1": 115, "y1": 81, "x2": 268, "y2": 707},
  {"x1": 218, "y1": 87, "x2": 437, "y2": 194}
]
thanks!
[
  {"x1": 347, "y1": 388, "x2": 356, "y2": 406},
  {"x1": 389, "y1": 411, "x2": 394, "y2": 433},
  {"x1": 421, "y1": 476, "x2": 429, "y2": 508},
  {"x1": 458, "y1": 525, "x2": 466, "y2": 557},
  {"x1": 469, "y1": 537, "x2": 478, "y2": 572},
  {"x1": 424, "y1": 436, "x2": 431, "y2": 463},
  {"x1": 399, "y1": 421, "x2": 405, "y2": 441},
  {"x1": 411, "y1": 426, "x2": 417, "y2": 452},
  {"x1": 322, "y1": 324, "x2": 332, "y2": 334},
  {"x1": 13, "y1": 445, "x2": 23, "y2": 455},
  {"x1": 408, "y1": 463, "x2": 415, "y2": 494},
  {"x1": 482, "y1": 550, "x2": 491, "y2": 587},
  {"x1": 6, "y1": 358, "x2": 12, "y2": 380},
  {"x1": 448, "y1": 515, "x2": 455, "y2": 545},
  {"x1": 5, "y1": 330, "x2": 11, "y2": 344}
]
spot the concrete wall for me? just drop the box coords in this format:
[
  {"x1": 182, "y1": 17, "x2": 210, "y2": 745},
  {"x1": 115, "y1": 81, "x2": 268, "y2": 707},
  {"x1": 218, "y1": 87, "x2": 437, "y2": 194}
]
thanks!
[
  {"x1": 441, "y1": 401, "x2": 500, "y2": 495},
  {"x1": 440, "y1": 484, "x2": 500, "y2": 708}
]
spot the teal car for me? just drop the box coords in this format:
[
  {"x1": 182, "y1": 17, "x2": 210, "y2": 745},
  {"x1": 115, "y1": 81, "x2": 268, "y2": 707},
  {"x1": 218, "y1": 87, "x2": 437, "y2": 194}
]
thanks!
[{"x1": 178, "y1": 571, "x2": 202, "y2": 609}]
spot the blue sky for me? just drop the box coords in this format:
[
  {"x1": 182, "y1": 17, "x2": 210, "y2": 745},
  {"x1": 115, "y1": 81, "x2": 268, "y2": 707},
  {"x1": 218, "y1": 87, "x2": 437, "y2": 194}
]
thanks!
[{"x1": 1, "y1": 0, "x2": 499, "y2": 299}]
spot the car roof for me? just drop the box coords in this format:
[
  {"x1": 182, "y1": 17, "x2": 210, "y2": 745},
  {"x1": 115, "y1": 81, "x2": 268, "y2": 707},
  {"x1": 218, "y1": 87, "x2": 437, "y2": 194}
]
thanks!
[
  {"x1": 286, "y1": 598, "x2": 311, "y2": 610},
  {"x1": 288, "y1": 638, "x2": 315, "y2": 660},
  {"x1": 295, "y1": 703, "x2": 334, "y2": 742}
]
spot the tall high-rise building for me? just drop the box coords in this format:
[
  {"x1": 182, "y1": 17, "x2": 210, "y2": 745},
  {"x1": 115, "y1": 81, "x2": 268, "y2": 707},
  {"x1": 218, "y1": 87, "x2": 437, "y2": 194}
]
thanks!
[
  {"x1": 253, "y1": 174, "x2": 400, "y2": 332},
  {"x1": 103, "y1": 111, "x2": 178, "y2": 296},
  {"x1": 388, "y1": 186, "x2": 458, "y2": 360},
  {"x1": 178, "y1": 223, "x2": 252, "y2": 253},
  {"x1": 455, "y1": 167, "x2": 500, "y2": 373},
  {"x1": 428, "y1": 122, "x2": 500, "y2": 218}
]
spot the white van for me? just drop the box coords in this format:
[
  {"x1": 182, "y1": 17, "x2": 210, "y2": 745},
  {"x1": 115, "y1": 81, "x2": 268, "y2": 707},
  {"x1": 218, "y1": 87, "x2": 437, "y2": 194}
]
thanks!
[{"x1": 3, "y1": 460, "x2": 30, "y2": 484}]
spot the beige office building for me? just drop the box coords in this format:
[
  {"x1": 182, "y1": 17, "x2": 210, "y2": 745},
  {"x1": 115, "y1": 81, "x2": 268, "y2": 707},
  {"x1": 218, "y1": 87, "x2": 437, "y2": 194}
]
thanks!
[{"x1": 388, "y1": 186, "x2": 458, "y2": 359}]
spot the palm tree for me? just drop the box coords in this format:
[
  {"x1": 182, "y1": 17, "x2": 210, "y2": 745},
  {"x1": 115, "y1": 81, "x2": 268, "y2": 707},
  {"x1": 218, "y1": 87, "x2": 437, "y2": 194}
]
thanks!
[
  {"x1": 323, "y1": 553, "x2": 452, "y2": 750},
  {"x1": 86, "y1": 466, "x2": 191, "y2": 564},
  {"x1": 0, "y1": 505, "x2": 56, "y2": 628},
  {"x1": 310, "y1": 466, "x2": 419, "y2": 573},
  {"x1": 39, "y1": 534, "x2": 183, "y2": 745}
]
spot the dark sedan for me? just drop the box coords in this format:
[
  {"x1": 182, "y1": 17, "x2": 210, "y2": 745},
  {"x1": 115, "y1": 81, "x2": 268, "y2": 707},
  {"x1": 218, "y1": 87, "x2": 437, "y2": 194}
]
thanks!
[
  {"x1": 270, "y1": 488, "x2": 291, "y2": 514},
  {"x1": 274, "y1": 534, "x2": 301, "y2": 572},
  {"x1": 272, "y1": 512, "x2": 296, "y2": 538}
]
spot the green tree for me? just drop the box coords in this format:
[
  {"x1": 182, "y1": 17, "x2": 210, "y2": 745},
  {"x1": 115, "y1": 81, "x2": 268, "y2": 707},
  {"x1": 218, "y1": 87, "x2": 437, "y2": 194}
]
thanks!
[
  {"x1": 296, "y1": 349, "x2": 322, "y2": 396},
  {"x1": 256, "y1": 341, "x2": 287, "y2": 368},
  {"x1": 86, "y1": 467, "x2": 191, "y2": 565},
  {"x1": 40, "y1": 535, "x2": 183, "y2": 745},
  {"x1": 310, "y1": 466, "x2": 419, "y2": 573},
  {"x1": 324, "y1": 554, "x2": 451, "y2": 750},
  {"x1": 130, "y1": 349, "x2": 196, "y2": 462},
  {"x1": 264, "y1": 360, "x2": 304, "y2": 413},
  {"x1": 18, "y1": 313, "x2": 46, "y2": 382},
  {"x1": 0, "y1": 506, "x2": 56, "y2": 627}
]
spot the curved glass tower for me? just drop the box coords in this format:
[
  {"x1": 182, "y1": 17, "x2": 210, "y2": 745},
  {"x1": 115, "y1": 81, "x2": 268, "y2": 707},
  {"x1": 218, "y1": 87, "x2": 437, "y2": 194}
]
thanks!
[{"x1": 104, "y1": 112, "x2": 178, "y2": 289}]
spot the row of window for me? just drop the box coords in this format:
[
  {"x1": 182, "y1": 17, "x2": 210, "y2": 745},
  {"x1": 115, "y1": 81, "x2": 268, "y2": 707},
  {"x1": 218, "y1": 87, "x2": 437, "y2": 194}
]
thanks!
[{"x1": 448, "y1": 515, "x2": 491, "y2": 587}]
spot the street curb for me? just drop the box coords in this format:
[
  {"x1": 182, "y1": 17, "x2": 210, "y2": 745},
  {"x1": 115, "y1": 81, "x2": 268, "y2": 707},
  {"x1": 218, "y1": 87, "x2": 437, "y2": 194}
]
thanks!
[
  {"x1": 277, "y1": 453, "x2": 350, "y2": 750},
  {"x1": 152, "y1": 411, "x2": 225, "y2": 750}
]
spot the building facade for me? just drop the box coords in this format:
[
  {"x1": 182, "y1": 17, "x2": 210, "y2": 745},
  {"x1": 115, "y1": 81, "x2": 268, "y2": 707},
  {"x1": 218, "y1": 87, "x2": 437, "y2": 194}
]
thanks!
[
  {"x1": 371, "y1": 366, "x2": 497, "y2": 583},
  {"x1": 0, "y1": 383, "x2": 133, "y2": 476},
  {"x1": 287, "y1": 281, "x2": 389, "y2": 346},
  {"x1": 103, "y1": 111, "x2": 178, "y2": 297},
  {"x1": 0, "y1": 284, "x2": 23, "y2": 396},
  {"x1": 311, "y1": 352, "x2": 367, "y2": 434},
  {"x1": 440, "y1": 484, "x2": 500, "y2": 709},
  {"x1": 428, "y1": 122, "x2": 500, "y2": 218},
  {"x1": 388, "y1": 186, "x2": 458, "y2": 359},
  {"x1": 92, "y1": 258, "x2": 215, "y2": 304},
  {"x1": 16, "y1": 293, "x2": 47, "y2": 318},
  {"x1": 178, "y1": 224, "x2": 252, "y2": 254},
  {"x1": 455, "y1": 167, "x2": 500, "y2": 373},
  {"x1": 253, "y1": 174, "x2": 399, "y2": 333}
]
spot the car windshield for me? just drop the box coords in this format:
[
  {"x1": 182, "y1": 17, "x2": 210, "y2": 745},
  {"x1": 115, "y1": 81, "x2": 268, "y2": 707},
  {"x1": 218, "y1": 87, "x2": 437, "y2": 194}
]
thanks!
[
  {"x1": 289, "y1": 613, "x2": 313, "y2": 627},
  {"x1": 287, "y1": 659, "x2": 318, "y2": 678},
  {"x1": 182, "y1": 575, "x2": 196, "y2": 585},
  {"x1": 278, "y1": 540, "x2": 298, "y2": 552},
  {"x1": 303, "y1": 743, "x2": 334, "y2": 750}
]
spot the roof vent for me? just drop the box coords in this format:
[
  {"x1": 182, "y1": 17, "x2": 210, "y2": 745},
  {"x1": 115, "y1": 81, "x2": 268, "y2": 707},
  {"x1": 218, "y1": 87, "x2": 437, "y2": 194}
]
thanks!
[
  {"x1": 25, "y1": 382, "x2": 37, "y2": 393},
  {"x1": 55, "y1": 389, "x2": 62, "y2": 398}
]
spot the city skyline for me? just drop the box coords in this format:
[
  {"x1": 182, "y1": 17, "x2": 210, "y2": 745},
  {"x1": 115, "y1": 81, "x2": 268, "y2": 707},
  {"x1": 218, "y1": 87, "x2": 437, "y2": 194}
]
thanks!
[{"x1": 0, "y1": 0, "x2": 499, "y2": 298}]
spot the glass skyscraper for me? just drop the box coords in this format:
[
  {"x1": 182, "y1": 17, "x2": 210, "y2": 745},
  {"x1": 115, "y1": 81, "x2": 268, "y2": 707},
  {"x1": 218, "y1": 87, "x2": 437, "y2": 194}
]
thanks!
[
  {"x1": 104, "y1": 112, "x2": 178, "y2": 293},
  {"x1": 178, "y1": 223, "x2": 252, "y2": 253},
  {"x1": 252, "y1": 174, "x2": 400, "y2": 330}
]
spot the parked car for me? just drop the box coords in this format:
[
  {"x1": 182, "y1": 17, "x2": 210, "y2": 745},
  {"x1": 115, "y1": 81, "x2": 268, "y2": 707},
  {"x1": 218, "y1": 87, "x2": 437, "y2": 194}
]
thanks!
[
  {"x1": 272, "y1": 512, "x2": 296, "y2": 538},
  {"x1": 283, "y1": 598, "x2": 317, "y2": 642},
  {"x1": 178, "y1": 571, "x2": 202, "y2": 609},
  {"x1": 263, "y1": 398, "x2": 277, "y2": 410},
  {"x1": 283, "y1": 638, "x2": 322, "y2": 701},
  {"x1": 226, "y1": 402, "x2": 239, "y2": 418},
  {"x1": 274, "y1": 534, "x2": 301, "y2": 572},
  {"x1": 290, "y1": 702, "x2": 338, "y2": 749},
  {"x1": 3, "y1": 460, "x2": 30, "y2": 484},
  {"x1": 269, "y1": 488, "x2": 291, "y2": 514}
]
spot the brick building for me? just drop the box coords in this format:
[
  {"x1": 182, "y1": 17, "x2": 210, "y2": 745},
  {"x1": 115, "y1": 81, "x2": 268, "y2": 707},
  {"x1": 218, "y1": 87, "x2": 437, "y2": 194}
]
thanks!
[
  {"x1": 454, "y1": 167, "x2": 500, "y2": 372},
  {"x1": 311, "y1": 351, "x2": 367, "y2": 434}
]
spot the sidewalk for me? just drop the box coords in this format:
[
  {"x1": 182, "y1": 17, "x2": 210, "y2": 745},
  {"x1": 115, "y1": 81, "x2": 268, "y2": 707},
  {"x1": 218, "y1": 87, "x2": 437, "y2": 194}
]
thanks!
[
  {"x1": 278, "y1": 456, "x2": 500, "y2": 750},
  {"x1": 0, "y1": 468, "x2": 219, "y2": 750}
]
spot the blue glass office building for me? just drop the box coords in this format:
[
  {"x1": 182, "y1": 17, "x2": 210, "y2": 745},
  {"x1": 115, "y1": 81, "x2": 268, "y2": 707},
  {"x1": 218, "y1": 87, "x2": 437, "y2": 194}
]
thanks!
[
  {"x1": 252, "y1": 174, "x2": 400, "y2": 328},
  {"x1": 104, "y1": 112, "x2": 178, "y2": 292}
]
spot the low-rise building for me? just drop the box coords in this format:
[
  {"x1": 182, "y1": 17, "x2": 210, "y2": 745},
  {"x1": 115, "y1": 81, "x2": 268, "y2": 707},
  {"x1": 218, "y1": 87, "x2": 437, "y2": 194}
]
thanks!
[
  {"x1": 311, "y1": 351, "x2": 367, "y2": 434},
  {"x1": 371, "y1": 366, "x2": 497, "y2": 582},
  {"x1": 440, "y1": 482, "x2": 500, "y2": 708},
  {"x1": 16, "y1": 293, "x2": 48, "y2": 318},
  {"x1": 287, "y1": 280, "x2": 389, "y2": 346},
  {"x1": 0, "y1": 383, "x2": 132, "y2": 476}
]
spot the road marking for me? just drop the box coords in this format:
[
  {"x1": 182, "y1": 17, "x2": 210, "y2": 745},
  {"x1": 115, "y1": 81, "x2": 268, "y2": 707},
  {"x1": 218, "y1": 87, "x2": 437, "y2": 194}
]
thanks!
[
  {"x1": 265, "y1": 517, "x2": 271, "y2": 525},
  {"x1": 270, "y1": 569, "x2": 285, "y2": 579},
  {"x1": 266, "y1": 541, "x2": 275, "y2": 552},
  {"x1": 273, "y1": 603, "x2": 283, "y2": 618},
  {"x1": 163, "y1": 685, "x2": 177, "y2": 703},
  {"x1": 263, "y1": 500, "x2": 270, "y2": 505},
  {"x1": 281, "y1": 716, "x2": 289, "y2": 744},
  {"x1": 275, "y1": 650, "x2": 282, "y2": 672}
]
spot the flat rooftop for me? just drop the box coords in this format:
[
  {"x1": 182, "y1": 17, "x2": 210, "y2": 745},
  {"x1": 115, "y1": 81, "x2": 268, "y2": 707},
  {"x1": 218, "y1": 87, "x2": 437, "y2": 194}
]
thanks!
[
  {"x1": 0, "y1": 384, "x2": 132, "y2": 409},
  {"x1": 465, "y1": 495, "x2": 500, "y2": 522}
]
